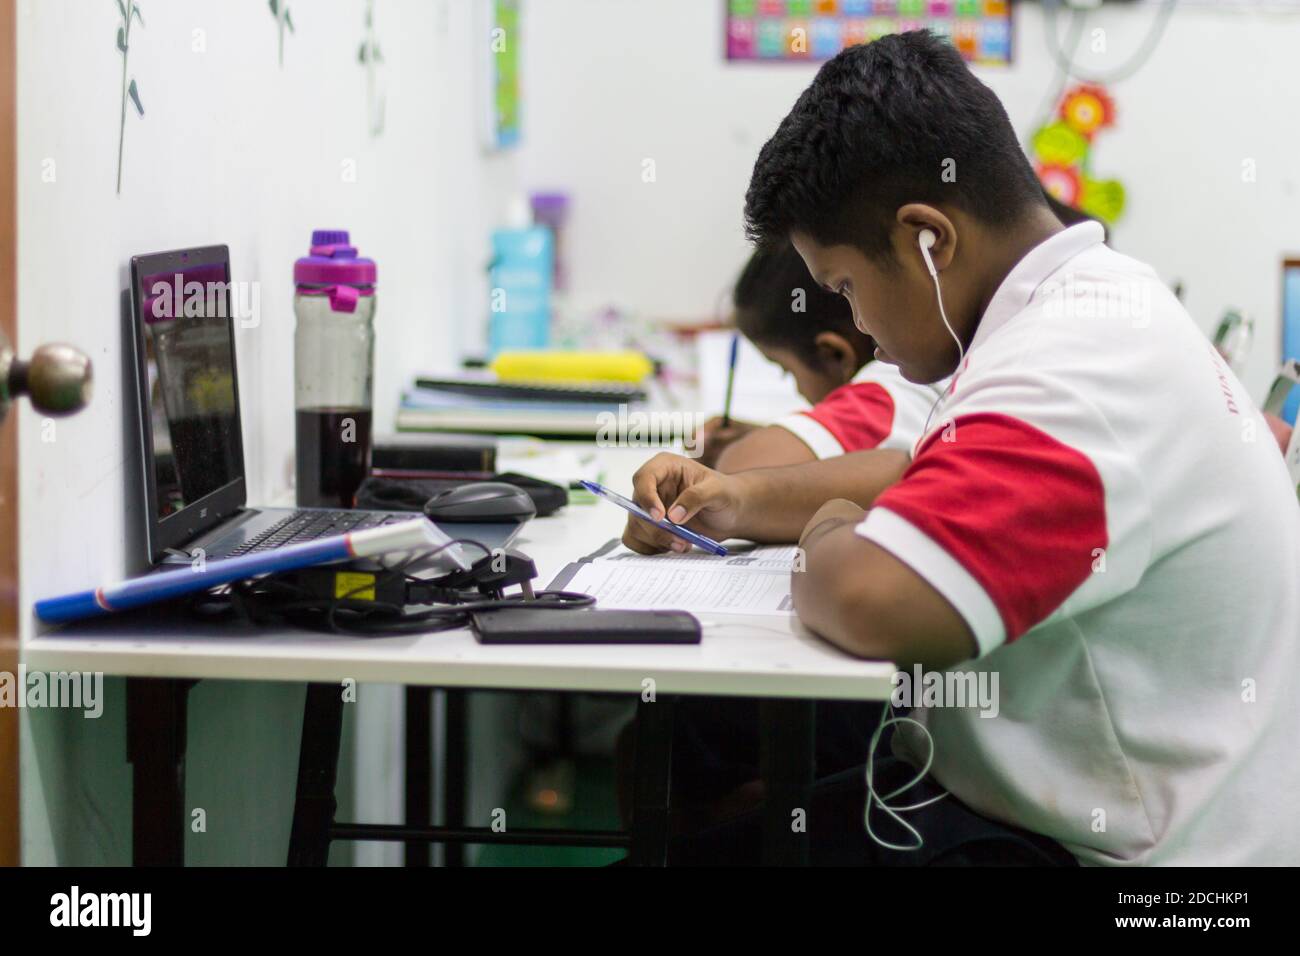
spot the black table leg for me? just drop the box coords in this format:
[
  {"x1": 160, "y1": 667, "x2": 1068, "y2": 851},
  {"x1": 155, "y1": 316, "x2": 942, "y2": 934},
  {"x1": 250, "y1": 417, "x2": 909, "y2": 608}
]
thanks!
[
  {"x1": 404, "y1": 686, "x2": 432, "y2": 867},
  {"x1": 126, "y1": 677, "x2": 194, "y2": 867},
  {"x1": 442, "y1": 689, "x2": 468, "y2": 867},
  {"x1": 556, "y1": 692, "x2": 574, "y2": 758},
  {"x1": 628, "y1": 695, "x2": 675, "y2": 867},
  {"x1": 759, "y1": 698, "x2": 815, "y2": 866},
  {"x1": 287, "y1": 682, "x2": 346, "y2": 867}
]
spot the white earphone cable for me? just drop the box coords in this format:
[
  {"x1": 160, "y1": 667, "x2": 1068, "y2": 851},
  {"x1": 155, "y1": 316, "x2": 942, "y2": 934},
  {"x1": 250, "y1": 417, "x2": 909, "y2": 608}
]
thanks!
[
  {"x1": 864, "y1": 703, "x2": 949, "y2": 852},
  {"x1": 860, "y1": 231, "x2": 960, "y2": 852},
  {"x1": 920, "y1": 234, "x2": 964, "y2": 437},
  {"x1": 932, "y1": 267, "x2": 965, "y2": 371}
]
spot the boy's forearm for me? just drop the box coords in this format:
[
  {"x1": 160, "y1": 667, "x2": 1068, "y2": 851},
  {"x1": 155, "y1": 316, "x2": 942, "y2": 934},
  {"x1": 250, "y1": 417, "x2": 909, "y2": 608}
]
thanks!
[
  {"x1": 714, "y1": 425, "x2": 817, "y2": 473},
  {"x1": 731, "y1": 449, "x2": 911, "y2": 542}
]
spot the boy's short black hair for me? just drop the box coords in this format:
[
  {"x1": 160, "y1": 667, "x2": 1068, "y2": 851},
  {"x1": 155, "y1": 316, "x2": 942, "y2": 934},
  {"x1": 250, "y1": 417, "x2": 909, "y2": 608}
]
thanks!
[
  {"x1": 732, "y1": 243, "x2": 867, "y2": 367},
  {"x1": 744, "y1": 31, "x2": 1048, "y2": 261}
]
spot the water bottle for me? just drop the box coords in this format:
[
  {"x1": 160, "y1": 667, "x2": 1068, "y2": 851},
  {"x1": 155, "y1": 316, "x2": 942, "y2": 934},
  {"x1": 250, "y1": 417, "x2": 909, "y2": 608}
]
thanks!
[
  {"x1": 293, "y1": 229, "x2": 377, "y2": 508},
  {"x1": 488, "y1": 197, "x2": 553, "y2": 356}
]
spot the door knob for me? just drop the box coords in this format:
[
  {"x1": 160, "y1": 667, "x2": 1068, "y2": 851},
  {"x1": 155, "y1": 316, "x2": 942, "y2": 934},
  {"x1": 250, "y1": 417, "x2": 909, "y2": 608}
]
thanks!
[{"x1": 0, "y1": 342, "x2": 93, "y2": 421}]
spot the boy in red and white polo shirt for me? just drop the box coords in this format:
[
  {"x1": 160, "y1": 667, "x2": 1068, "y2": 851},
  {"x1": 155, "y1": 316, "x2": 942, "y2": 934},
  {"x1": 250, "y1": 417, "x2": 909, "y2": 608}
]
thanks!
[{"x1": 622, "y1": 33, "x2": 1300, "y2": 865}]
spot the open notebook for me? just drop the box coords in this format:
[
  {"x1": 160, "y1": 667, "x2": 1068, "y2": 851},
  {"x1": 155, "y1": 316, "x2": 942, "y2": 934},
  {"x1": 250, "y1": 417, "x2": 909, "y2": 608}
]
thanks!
[{"x1": 548, "y1": 541, "x2": 798, "y2": 615}]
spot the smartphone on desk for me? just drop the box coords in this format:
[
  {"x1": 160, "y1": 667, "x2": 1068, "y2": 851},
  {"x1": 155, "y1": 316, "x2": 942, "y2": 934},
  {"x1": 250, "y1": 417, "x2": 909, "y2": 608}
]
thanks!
[
  {"x1": 472, "y1": 607, "x2": 702, "y2": 645},
  {"x1": 579, "y1": 480, "x2": 728, "y2": 556}
]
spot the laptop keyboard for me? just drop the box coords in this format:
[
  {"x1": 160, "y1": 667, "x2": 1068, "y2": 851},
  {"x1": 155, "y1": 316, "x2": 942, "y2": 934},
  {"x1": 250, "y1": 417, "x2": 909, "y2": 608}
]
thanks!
[{"x1": 226, "y1": 510, "x2": 408, "y2": 558}]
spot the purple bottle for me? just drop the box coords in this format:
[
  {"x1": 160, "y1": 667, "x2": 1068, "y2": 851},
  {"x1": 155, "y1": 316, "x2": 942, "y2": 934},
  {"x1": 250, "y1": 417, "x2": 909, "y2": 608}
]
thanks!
[{"x1": 293, "y1": 230, "x2": 378, "y2": 508}]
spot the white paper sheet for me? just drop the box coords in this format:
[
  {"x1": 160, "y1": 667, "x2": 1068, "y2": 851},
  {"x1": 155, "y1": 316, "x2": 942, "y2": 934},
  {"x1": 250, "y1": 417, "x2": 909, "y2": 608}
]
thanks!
[
  {"x1": 550, "y1": 543, "x2": 797, "y2": 615},
  {"x1": 598, "y1": 544, "x2": 801, "y2": 573}
]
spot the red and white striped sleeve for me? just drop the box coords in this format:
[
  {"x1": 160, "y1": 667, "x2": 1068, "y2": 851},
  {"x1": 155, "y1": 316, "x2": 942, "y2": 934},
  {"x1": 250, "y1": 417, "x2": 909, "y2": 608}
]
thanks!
[
  {"x1": 771, "y1": 362, "x2": 942, "y2": 457},
  {"x1": 855, "y1": 368, "x2": 1152, "y2": 656}
]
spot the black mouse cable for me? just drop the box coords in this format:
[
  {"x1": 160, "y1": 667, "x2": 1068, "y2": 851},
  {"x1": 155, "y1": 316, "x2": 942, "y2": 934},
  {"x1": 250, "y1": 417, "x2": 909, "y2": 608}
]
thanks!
[
  {"x1": 216, "y1": 538, "x2": 594, "y2": 637},
  {"x1": 323, "y1": 540, "x2": 593, "y2": 635}
]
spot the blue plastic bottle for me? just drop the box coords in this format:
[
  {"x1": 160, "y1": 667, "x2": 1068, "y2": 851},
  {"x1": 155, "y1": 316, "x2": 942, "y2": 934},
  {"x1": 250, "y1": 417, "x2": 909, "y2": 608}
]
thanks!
[{"x1": 488, "y1": 201, "x2": 553, "y2": 355}]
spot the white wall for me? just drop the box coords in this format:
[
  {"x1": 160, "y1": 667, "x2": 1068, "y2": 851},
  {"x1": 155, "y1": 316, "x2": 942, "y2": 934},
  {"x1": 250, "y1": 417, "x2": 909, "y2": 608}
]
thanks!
[
  {"x1": 17, "y1": 0, "x2": 515, "y2": 864},
  {"x1": 516, "y1": 0, "x2": 1300, "y2": 401}
]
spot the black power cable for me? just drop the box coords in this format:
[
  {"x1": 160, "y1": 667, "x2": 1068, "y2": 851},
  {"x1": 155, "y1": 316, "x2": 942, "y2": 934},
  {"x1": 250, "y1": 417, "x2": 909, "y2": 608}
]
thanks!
[{"x1": 189, "y1": 538, "x2": 594, "y2": 637}]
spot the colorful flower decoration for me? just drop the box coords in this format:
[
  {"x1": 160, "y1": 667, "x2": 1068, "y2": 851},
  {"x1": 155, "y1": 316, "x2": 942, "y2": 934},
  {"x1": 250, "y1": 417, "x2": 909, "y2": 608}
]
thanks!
[
  {"x1": 1032, "y1": 122, "x2": 1089, "y2": 167},
  {"x1": 1030, "y1": 83, "x2": 1125, "y2": 224},
  {"x1": 1036, "y1": 163, "x2": 1083, "y2": 207},
  {"x1": 1079, "y1": 177, "x2": 1126, "y2": 224},
  {"x1": 1059, "y1": 84, "x2": 1115, "y2": 139}
]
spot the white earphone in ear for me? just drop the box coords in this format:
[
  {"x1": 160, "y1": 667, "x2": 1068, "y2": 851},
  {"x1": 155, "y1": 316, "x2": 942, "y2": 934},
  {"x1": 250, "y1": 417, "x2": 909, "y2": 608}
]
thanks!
[
  {"x1": 918, "y1": 228, "x2": 938, "y2": 278},
  {"x1": 916, "y1": 227, "x2": 966, "y2": 420}
]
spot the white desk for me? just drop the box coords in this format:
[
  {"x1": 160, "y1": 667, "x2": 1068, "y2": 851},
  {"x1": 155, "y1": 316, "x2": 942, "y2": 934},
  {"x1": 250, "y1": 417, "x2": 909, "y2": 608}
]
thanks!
[
  {"x1": 23, "y1": 447, "x2": 895, "y2": 866},
  {"x1": 24, "y1": 448, "x2": 894, "y2": 700}
]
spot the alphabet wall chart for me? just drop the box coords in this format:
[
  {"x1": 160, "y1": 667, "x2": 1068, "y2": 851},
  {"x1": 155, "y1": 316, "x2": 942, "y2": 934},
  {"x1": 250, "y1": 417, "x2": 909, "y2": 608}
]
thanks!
[{"x1": 725, "y1": 0, "x2": 1012, "y2": 66}]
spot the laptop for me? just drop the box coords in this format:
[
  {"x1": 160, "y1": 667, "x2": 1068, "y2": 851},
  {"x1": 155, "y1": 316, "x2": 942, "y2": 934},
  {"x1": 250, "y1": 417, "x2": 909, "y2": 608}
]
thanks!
[{"x1": 128, "y1": 245, "x2": 519, "y2": 571}]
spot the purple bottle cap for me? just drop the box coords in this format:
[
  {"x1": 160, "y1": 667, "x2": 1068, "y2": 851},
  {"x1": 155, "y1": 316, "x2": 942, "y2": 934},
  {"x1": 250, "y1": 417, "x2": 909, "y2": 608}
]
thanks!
[
  {"x1": 530, "y1": 192, "x2": 570, "y2": 220},
  {"x1": 295, "y1": 229, "x2": 377, "y2": 313},
  {"x1": 311, "y1": 229, "x2": 351, "y2": 247}
]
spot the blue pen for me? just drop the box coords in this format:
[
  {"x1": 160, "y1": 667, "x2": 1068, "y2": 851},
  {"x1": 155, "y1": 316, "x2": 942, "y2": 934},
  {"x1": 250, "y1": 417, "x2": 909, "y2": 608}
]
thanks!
[
  {"x1": 721, "y1": 333, "x2": 740, "y2": 428},
  {"x1": 580, "y1": 480, "x2": 729, "y2": 556}
]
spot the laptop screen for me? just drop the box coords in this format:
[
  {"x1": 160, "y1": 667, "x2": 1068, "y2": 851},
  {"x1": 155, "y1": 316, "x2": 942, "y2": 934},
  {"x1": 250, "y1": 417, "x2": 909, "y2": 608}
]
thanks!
[{"x1": 135, "y1": 256, "x2": 245, "y2": 521}]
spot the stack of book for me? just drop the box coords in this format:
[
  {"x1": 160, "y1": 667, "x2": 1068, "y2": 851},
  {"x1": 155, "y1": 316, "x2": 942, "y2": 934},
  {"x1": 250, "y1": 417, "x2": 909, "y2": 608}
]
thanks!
[{"x1": 397, "y1": 375, "x2": 649, "y2": 438}]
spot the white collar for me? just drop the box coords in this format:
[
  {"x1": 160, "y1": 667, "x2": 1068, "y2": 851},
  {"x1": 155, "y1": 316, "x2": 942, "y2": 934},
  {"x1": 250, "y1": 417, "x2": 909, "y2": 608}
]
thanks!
[{"x1": 967, "y1": 221, "x2": 1106, "y2": 353}]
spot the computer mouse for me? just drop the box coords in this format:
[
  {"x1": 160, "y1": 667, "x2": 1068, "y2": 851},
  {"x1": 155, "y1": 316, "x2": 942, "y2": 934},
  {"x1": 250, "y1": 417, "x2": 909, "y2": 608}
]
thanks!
[{"x1": 423, "y1": 482, "x2": 538, "y2": 524}]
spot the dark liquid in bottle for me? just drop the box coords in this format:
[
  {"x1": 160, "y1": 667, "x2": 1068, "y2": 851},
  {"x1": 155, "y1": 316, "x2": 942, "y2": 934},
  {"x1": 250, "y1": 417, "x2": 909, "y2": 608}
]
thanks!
[{"x1": 296, "y1": 407, "x2": 373, "y2": 508}]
